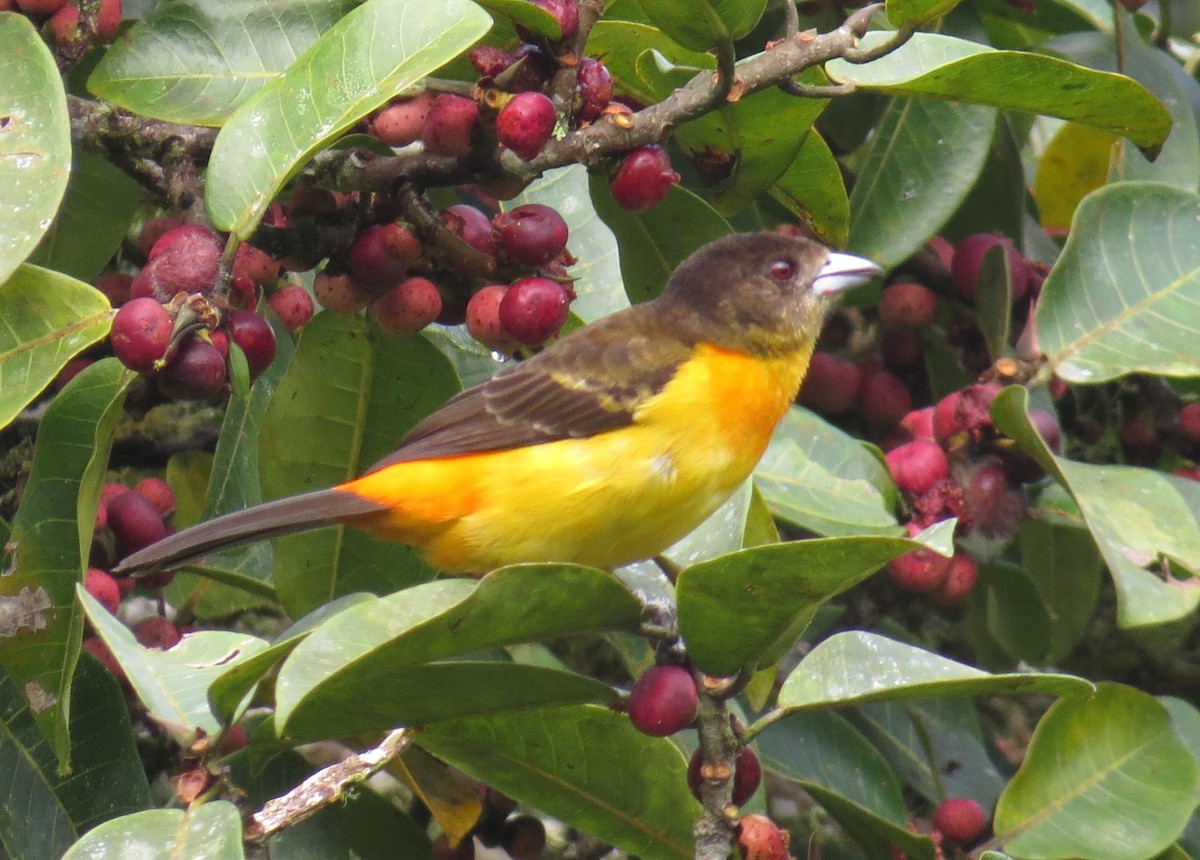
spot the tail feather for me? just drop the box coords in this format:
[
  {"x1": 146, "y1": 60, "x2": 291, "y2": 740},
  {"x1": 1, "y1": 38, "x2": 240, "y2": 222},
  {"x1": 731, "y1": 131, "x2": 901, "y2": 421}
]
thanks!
[{"x1": 112, "y1": 489, "x2": 388, "y2": 576}]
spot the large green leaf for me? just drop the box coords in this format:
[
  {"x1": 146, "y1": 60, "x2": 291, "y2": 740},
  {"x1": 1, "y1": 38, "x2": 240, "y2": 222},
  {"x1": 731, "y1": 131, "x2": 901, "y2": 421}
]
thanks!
[
  {"x1": 61, "y1": 803, "x2": 244, "y2": 860},
  {"x1": 1018, "y1": 517, "x2": 1103, "y2": 663},
  {"x1": 0, "y1": 359, "x2": 130, "y2": 765},
  {"x1": 0, "y1": 660, "x2": 150, "y2": 860},
  {"x1": 637, "y1": 0, "x2": 767, "y2": 51},
  {"x1": 206, "y1": 0, "x2": 491, "y2": 237},
  {"x1": 418, "y1": 705, "x2": 701, "y2": 860},
  {"x1": 769, "y1": 131, "x2": 850, "y2": 249},
  {"x1": 0, "y1": 13, "x2": 71, "y2": 284},
  {"x1": 0, "y1": 266, "x2": 113, "y2": 430},
  {"x1": 259, "y1": 312, "x2": 458, "y2": 617},
  {"x1": 475, "y1": 0, "x2": 559, "y2": 38},
  {"x1": 1037, "y1": 182, "x2": 1200, "y2": 384},
  {"x1": 885, "y1": 0, "x2": 967, "y2": 26},
  {"x1": 825, "y1": 32, "x2": 1170, "y2": 153},
  {"x1": 995, "y1": 684, "x2": 1199, "y2": 860},
  {"x1": 89, "y1": 0, "x2": 358, "y2": 125},
  {"x1": 754, "y1": 406, "x2": 898, "y2": 539},
  {"x1": 676, "y1": 522, "x2": 955, "y2": 676}
]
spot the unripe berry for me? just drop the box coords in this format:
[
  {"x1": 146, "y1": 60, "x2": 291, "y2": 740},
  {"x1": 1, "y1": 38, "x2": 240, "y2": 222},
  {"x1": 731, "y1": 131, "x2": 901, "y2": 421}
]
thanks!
[
  {"x1": 627, "y1": 664, "x2": 697, "y2": 736},
  {"x1": 878, "y1": 282, "x2": 938, "y2": 329},
  {"x1": 227, "y1": 310, "x2": 277, "y2": 378},
  {"x1": 267, "y1": 284, "x2": 315, "y2": 331},
  {"x1": 610, "y1": 146, "x2": 680, "y2": 211},
  {"x1": 886, "y1": 439, "x2": 950, "y2": 496},
  {"x1": 111, "y1": 297, "x2": 172, "y2": 372},
  {"x1": 499, "y1": 277, "x2": 571, "y2": 345},
  {"x1": 85, "y1": 567, "x2": 121, "y2": 614},
  {"x1": 951, "y1": 233, "x2": 1029, "y2": 303},
  {"x1": 314, "y1": 272, "x2": 370, "y2": 313},
  {"x1": 422, "y1": 94, "x2": 479, "y2": 157},
  {"x1": 492, "y1": 204, "x2": 569, "y2": 266},
  {"x1": 930, "y1": 553, "x2": 978, "y2": 607},
  {"x1": 349, "y1": 224, "x2": 409, "y2": 295},
  {"x1": 496, "y1": 92, "x2": 556, "y2": 161},
  {"x1": 133, "y1": 616, "x2": 181, "y2": 650},
  {"x1": 107, "y1": 490, "x2": 167, "y2": 557},
  {"x1": 737, "y1": 814, "x2": 791, "y2": 860},
  {"x1": 370, "y1": 92, "x2": 436, "y2": 147},
  {"x1": 856, "y1": 369, "x2": 912, "y2": 426},
  {"x1": 134, "y1": 477, "x2": 176, "y2": 517},
  {"x1": 577, "y1": 57, "x2": 613, "y2": 122},
  {"x1": 688, "y1": 746, "x2": 762, "y2": 807},
  {"x1": 799, "y1": 352, "x2": 861, "y2": 415},
  {"x1": 467, "y1": 285, "x2": 519, "y2": 351},
  {"x1": 159, "y1": 337, "x2": 227, "y2": 401},
  {"x1": 933, "y1": 797, "x2": 988, "y2": 844},
  {"x1": 372, "y1": 277, "x2": 443, "y2": 337}
]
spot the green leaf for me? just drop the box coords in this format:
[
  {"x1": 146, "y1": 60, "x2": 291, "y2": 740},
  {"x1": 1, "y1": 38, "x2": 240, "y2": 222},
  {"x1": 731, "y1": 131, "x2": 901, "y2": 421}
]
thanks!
[
  {"x1": 78, "y1": 586, "x2": 270, "y2": 738},
  {"x1": 275, "y1": 565, "x2": 641, "y2": 736},
  {"x1": 0, "y1": 13, "x2": 71, "y2": 284},
  {"x1": 992, "y1": 386, "x2": 1200, "y2": 627},
  {"x1": 754, "y1": 405, "x2": 899, "y2": 539},
  {"x1": 418, "y1": 705, "x2": 701, "y2": 860},
  {"x1": 1018, "y1": 518, "x2": 1103, "y2": 663},
  {"x1": 585, "y1": 21, "x2": 713, "y2": 106},
  {"x1": 475, "y1": 0, "x2": 559, "y2": 38},
  {"x1": 995, "y1": 684, "x2": 1200, "y2": 860},
  {"x1": 206, "y1": 0, "x2": 491, "y2": 237},
  {"x1": 637, "y1": 0, "x2": 767, "y2": 51},
  {"x1": 260, "y1": 312, "x2": 458, "y2": 617},
  {"x1": 847, "y1": 97, "x2": 996, "y2": 270},
  {"x1": 676, "y1": 523, "x2": 954, "y2": 675},
  {"x1": 0, "y1": 359, "x2": 130, "y2": 766},
  {"x1": 777, "y1": 631, "x2": 1092, "y2": 712},
  {"x1": 975, "y1": 244, "x2": 1013, "y2": 364},
  {"x1": 886, "y1": 0, "x2": 967, "y2": 26},
  {"x1": 29, "y1": 153, "x2": 140, "y2": 283},
  {"x1": 61, "y1": 803, "x2": 244, "y2": 860},
  {"x1": 825, "y1": 32, "x2": 1170, "y2": 154},
  {"x1": 975, "y1": 561, "x2": 1053, "y2": 663},
  {"x1": 0, "y1": 660, "x2": 150, "y2": 860},
  {"x1": 769, "y1": 131, "x2": 850, "y2": 248},
  {"x1": 1036, "y1": 182, "x2": 1200, "y2": 384},
  {"x1": 0, "y1": 266, "x2": 113, "y2": 430}
]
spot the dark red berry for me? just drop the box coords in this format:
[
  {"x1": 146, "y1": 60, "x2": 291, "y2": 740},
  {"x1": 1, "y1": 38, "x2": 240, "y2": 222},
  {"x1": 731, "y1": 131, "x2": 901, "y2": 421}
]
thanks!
[
  {"x1": 529, "y1": 0, "x2": 579, "y2": 40},
  {"x1": 467, "y1": 285, "x2": 518, "y2": 351},
  {"x1": 627, "y1": 664, "x2": 697, "y2": 736},
  {"x1": 107, "y1": 490, "x2": 167, "y2": 557},
  {"x1": 227, "y1": 310, "x2": 277, "y2": 378},
  {"x1": 880, "y1": 327, "x2": 922, "y2": 368},
  {"x1": 933, "y1": 797, "x2": 988, "y2": 844},
  {"x1": 85, "y1": 567, "x2": 121, "y2": 614},
  {"x1": 500, "y1": 816, "x2": 546, "y2": 860},
  {"x1": 94, "y1": 272, "x2": 133, "y2": 306},
  {"x1": 497, "y1": 92, "x2": 556, "y2": 161},
  {"x1": 349, "y1": 224, "x2": 409, "y2": 294},
  {"x1": 468, "y1": 45, "x2": 512, "y2": 78},
  {"x1": 422, "y1": 94, "x2": 479, "y2": 157},
  {"x1": 217, "y1": 724, "x2": 249, "y2": 755},
  {"x1": 878, "y1": 282, "x2": 938, "y2": 329},
  {"x1": 111, "y1": 297, "x2": 172, "y2": 373},
  {"x1": 53, "y1": 357, "x2": 93, "y2": 391},
  {"x1": 577, "y1": 57, "x2": 613, "y2": 122},
  {"x1": 372, "y1": 277, "x2": 443, "y2": 337},
  {"x1": 444, "y1": 204, "x2": 496, "y2": 256},
  {"x1": 499, "y1": 277, "x2": 571, "y2": 345},
  {"x1": 134, "y1": 477, "x2": 176, "y2": 517},
  {"x1": 857, "y1": 369, "x2": 913, "y2": 426},
  {"x1": 492, "y1": 204, "x2": 569, "y2": 265},
  {"x1": 370, "y1": 92, "x2": 436, "y2": 147},
  {"x1": 886, "y1": 440, "x2": 950, "y2": 496},
  {"x1": 16, "y1": 0, "x2": 68, "y2": 15},
  {"x1": 688, "y1": 747, "x2": 762, "y2": 807},
  {"x1": 929, "y1": 553, "x2": 978, "y2": 607},
  {"x1": 267, "y1": 285, "x2": 315, "y2": 332},
  {"x1": 737, "y1": 814, "x2": 791, "y2": 860},
  {"x1": 963, "y1": 461, "x2": 1025, "y2": 539},
  {"x1": 314, "y1": 272, "x2": 370, "y2": 313},
  {"x1": 1181, "y1": 404, "x2": 1200, "y2": 442},
  {"x1": 136, "y1": 217, "x2": 184, "y2": 260},
  {"x1": 610, "y1": 145, "x2": 680, "y2": 211},
  {"x1": 147, "y1": 224, "x2": 222, "y2": 296},
  {"x1": 133, "y1": 617, "x2": 181, "y2": 650},
  {"x1": 799, "y1": 352, "x2": 861, "y2": 415},
  {"x1": 159, "y1": 337, "x2": 227, "y2": 401},
  {"x1": 951, "y1": 233, "x2": 1029, "y2": 303}
]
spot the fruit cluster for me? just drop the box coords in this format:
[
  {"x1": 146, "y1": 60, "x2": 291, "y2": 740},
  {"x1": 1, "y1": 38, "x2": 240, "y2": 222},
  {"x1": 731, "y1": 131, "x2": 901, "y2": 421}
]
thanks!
[{"x1": 2, "y1": 0, "x2": 122, "y2": 45}]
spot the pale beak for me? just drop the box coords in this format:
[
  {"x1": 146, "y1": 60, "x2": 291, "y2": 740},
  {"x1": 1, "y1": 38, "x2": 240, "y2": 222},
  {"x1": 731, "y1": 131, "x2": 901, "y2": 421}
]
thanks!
[{"x1": 812, "y1": 251, "x2": 884, "y2": 297}]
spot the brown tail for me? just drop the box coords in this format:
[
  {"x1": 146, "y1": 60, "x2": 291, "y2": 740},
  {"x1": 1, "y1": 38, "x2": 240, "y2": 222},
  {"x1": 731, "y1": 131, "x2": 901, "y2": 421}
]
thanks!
[{"x1": 111, "y1": 488, "x2": 388, "y2": 576}]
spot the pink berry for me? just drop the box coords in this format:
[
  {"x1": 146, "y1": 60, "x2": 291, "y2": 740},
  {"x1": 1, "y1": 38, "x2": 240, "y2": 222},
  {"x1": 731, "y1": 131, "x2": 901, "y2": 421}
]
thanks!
[
  {"x1": 370, "y1": 92, "x2": 436, "y2": 147},
  {"x1": 930, "y1": 553, "x2": 979, "y2": 607},
  {"x1": 134, "y1": 477, "x2": 176, "y2": 517},
  {"x1": 951, "y1": 234, "x2": 1029, "y2": 303},
  {"x1": 737, "y1": 814, "x2": 790, "y2": 860},
  {"x1": 627, "y1": 664, "x2": 698, "y2": 736},
  {"x1": 879, "y1": 282, "x2": 938, "y2": 329},
  {"x1": 856, "y1": 370, "x2": 913, "y2": 426},
  {"x1": 111, "y1": 297, "x2": 172, "y2": 373},
  {"x1": 497, "y1": 92, "x2": 557, "y2": 161},
  {"x1": 577, "y1": 57, "x2": 613, "y2": 122},
  {"x1": 85, "y1": 568, "x2": 121, "y2": 614},
  {"x1": 900, "y1": 407, "x2": 935, "y2": 440},
  {"x1": 799, "y1": 352, "x2": 862, "y2": 415},
  {"x1": 267, "y1": 285, "x2": 315, "y2": 331},
  {"x1": 886, "y1": 440, "x2": 950, "y2": 497},
  {"x1": 133, "y1": 617, "x2": 181, "y2": 650},
  {"x1": 314, "y1": 272, "x2": 370, "y2": 314},
  {"x1": 231, "y1": 243, "x2": 280, "y2": 288},
  {"x1": 610, "y1": 146, "x2": 680, "y2": 211},
  {"x1": 372, "y1": 277, "x2": 443, "y2": 337},
  {"x1": 492, "y1": 204, "x2": 569, "y2": 266},
  {"x1": 467, "y1": 285, "x2": 518, "y2": 351},
  {"x1": 528, "y1": 0, "x2": 579, "y2": 40},
  {"x1": 349, "y1": 224, "x2": 409, "y2": 295},
  {"x1": 933, "y1": 797, "x2": 988, "y2": 844},
  {"x1": 444, "y1": 204, "x2": 496, "y2": 256},
  {"x1": 96, "y1": 0, "x2": 121, "y2": 40},
  {"x1": 227, "y1": 310, "x2": 277, "y2": 378},
  {"x1": 499, "y1": 277, "x2": 571, "y2": 345},
  {"x1": 422, "y1": 94, "x2": 479, "y2": 157}
]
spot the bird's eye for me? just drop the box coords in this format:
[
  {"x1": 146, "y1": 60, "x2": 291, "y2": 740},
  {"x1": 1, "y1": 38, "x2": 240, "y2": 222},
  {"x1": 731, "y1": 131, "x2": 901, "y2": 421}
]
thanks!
[{"x1": 769, "y1": 259, "x2": 797, "y2": 281}]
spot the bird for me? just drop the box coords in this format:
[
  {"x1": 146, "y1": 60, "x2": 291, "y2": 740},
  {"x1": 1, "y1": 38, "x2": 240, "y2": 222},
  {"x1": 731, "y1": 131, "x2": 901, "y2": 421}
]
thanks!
[{"x1": 114, "y1": 231, "x2": 881, "y2": 577}]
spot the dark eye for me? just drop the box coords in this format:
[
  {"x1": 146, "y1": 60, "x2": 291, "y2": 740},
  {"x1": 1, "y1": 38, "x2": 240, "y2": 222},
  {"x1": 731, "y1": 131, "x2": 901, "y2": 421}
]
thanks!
[{"x1": 769, "y1": 259, "x2": 796, "y2": 281}]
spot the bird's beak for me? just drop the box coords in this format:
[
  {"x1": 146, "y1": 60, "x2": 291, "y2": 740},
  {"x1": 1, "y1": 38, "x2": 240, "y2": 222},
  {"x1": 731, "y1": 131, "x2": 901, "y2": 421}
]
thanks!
[{"x1": 812, "y1": 252, "x2": 884, "y2": 297}]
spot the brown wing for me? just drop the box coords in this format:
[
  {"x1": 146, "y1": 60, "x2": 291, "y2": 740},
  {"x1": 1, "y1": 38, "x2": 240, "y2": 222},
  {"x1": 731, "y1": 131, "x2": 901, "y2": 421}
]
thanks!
[{"x1": 367, "y1": 305, "x2": 690, "y2": 470}]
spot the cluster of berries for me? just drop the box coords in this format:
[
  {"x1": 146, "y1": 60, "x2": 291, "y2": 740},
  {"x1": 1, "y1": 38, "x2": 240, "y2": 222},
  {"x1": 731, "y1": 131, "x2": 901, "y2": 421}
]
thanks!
[{"x1": 2, "y1": 0, "x2": 121, "y2": 45}]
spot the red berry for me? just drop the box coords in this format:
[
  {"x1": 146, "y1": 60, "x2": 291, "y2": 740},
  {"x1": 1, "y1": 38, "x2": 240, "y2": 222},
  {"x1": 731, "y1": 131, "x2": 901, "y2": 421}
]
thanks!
[
  {"x1": 136, "y1": 217, "x2": 184, "y2": 260},
  {"x1": 137, "y1": 224, "x2": 223, "y2": 299},
  {"x1": 232, "y1": 243, "x2": 280, "y2": 288},
  {"x1": 886, "y1": 440, "x2": 950, "y2": 497},
  {"x1": 370, "y1": 92, "x2": 436, "y2": 147},
  {"x1": 372, "y1": 277, "x2": 443, "y2": 337},
  {"x1": 799, "y1": 352, "x2": 861, "y2": 415},
  {"x1": 932, "y1": 391, "x2": 966, "y2": 444},
  {"x1": 53, "y1": 357, "x2": 92, "y2": 391},
  {"x1": 85, "y1": 568, "x2": 121, "y2": 614},
  {"x1": 159, "y1": 337, "x2": 227, "y2": 401},
  {"x1": 468, "y1": 45, "x2": 513, "y2": 78},
  {"x1": 111, "y1": 297, "x2": 172, "y2": 372},
  {"x1": 16, "y1": 0, "x2": 67, "y2": 13},
  {"x1": 528, "y1": 0, "x2": 579, "y2": 40},
  {"x1": 148, "y1": 223, "x2": 220, "y2": 261},
  {"x1": 47, "y1": 3, "x2": 80, "y2": 42},
  {"x1": 737, "y1": 814, "x2": 791, "y2": 860},
  {"x1": 94, "y1": 272, "x2": 133, "y2": 306},
  {"x1": 492, "y1": 204, "x2": 569, "y2": 266},
  {"x1": 933, "y1": 797, "x2": 988, "y2": 844},
  {"x1": 577, "y1": 57, "x2": 613, "y2": 122},
  {"x1": 208, "y1": 329, "x2": 230, "y2": 358},
  {"x1": 467, "y1": 285, "x2": 518, "y2": 351},
  {"x1": 878, "y1": 282, "x2": 938, "y2": 329},
  {"x1": 900, "y1": 407, "x2": 935, "y2": 441},
  {"x1": 500, "y1": 816, "x2": 546, "y2": 860},
  {"x1": 96, "y1": 0, "x2": 121, "y2": 40},
  {"x1": 227, "y1": 310, "x2": 277, "y2": 378},
  {"x1": 930, "y1": 554, "x2": 979, "y2": 607},
  {"x1": 688, "y1": 747, "x2": 762, "y2": 807},
  {"x1": 951, "y1": 233, "x2": 1029, "y2": 303},
  {"x1": 314, "y1": 272, "x2": 370, "y2": 314},
  {"x1": 349, "y1": 224, "x2": 409, "y2": 295},
  {"x1": 422, "y1": 94, "x2": 479, "y2": 157},
  {"x1": 267, "y1": 285, "x2": 315, "y2": 331},
  {"x1": 107, "y1": 490, "x2": 167, "y2": 557},
  {"x1": 499, "y1": 277, "x2": 571, "y2": 345},
  {"x1": 497, "y1": 92, "x2": 557, "y2": 161},
  {"x1": 100, "y1": 482, "x2": 132, "y2": 511},
  {"x1": 627, "y1": 664, "x2": 697, "y2": 736},
  {"x1": 444, "y1": 204, "x2": 496, "y2": 256},
  {"x1": 610, "y1": 145, "x2": 680, "y2": 211},
  {"x1": 134, "y1": 477, "x2": 176, "y2": 517},
  {"x1": 1181, "y1": 404, "x2": 1200, "y2": 443},
  {"x1": 887, "y1": 525, "x2": 952, "y2": 593},
  {"x1": 381, "y1": 223, "x2": 422, "y2": 262},
  {"x1": 217, "y1": 725, "x2": 249, "y2": 755},
  {"x1": 133, "y1": 617, "x2": 181, "y2": 650},
  {"x1": 856, "y1": 369, "x2": 912, "y2": 426}
]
